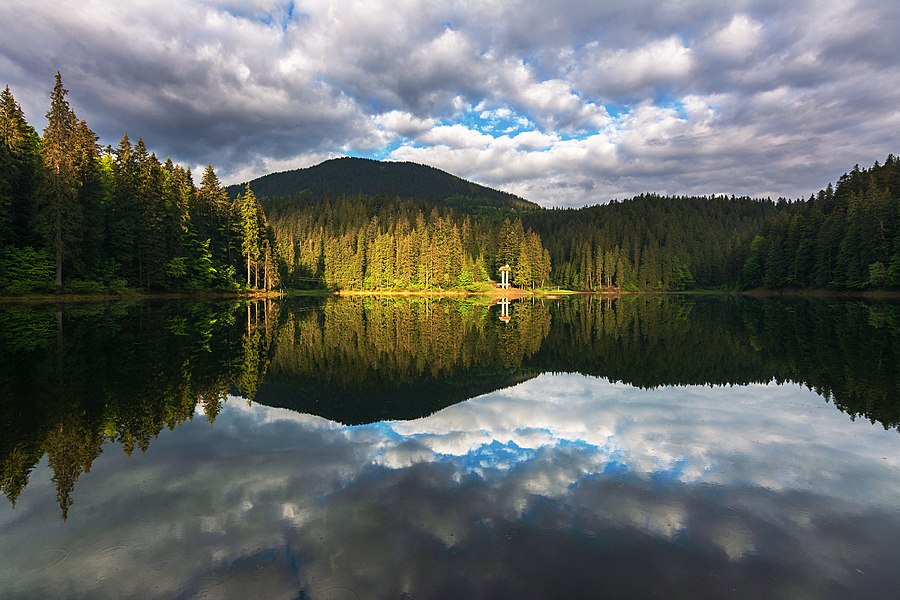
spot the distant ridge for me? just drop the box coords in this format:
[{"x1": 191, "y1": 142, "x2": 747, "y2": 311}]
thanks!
[{"x1": 226, "y1": 156, "x2": 540, "y2": 211}]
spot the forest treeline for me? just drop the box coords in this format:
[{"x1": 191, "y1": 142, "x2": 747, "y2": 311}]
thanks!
[
  {"x1": 525, "y1": 195, "x2": 772, "y2": 290},
  {"x1": 250, "y1": 156, "x2": 899, "y2": 292},
  {"x1": 0, "y1": 75, "x2": 276, "y2": 293},
  {"x1": 742, "y1": 159, "x2": 900, "y2": 289},
  {"x1": 3, "y1": 75, "x2": 898, "y2": 294},
  {"x1": 523, "y1": 157, "x2": 900, "y2": 291},
  {"x1": 266, "y1": 195, "x2": 551, "y2": 290}
]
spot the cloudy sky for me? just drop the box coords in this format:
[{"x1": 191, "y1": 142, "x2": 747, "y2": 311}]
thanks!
[{"x1": 2, "y1": 0, "x2": 899, "y2": 207}]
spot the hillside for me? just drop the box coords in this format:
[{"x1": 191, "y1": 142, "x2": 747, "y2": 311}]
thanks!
[
  {"x1": 229, "y1": 153, "x2": 898, "y2": 293},
  {"x1": 227, "y1": 156, "x2": 540, "y2": 212}
]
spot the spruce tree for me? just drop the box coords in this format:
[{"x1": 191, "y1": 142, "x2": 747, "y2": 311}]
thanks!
[
  {"x1": 37, "y1": 73, "x2": 81, "y2": 291},
  {"x1": 0, "y1": 85, "x2": 40, "y2": 247},
  {"x1": 238, "y1": 184, "x2": 262, "y2": 287}
]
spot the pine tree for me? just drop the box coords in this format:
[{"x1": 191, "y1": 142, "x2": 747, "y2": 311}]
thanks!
[
  {"x1": 0, "y1": 85, "x2": 40, "y2": 247},
  {"x1": 196, "y1": 165, "x2": 230, "y2": 263},
  {"x1": 238, "y1": 184, "x2": 262, "y2": 287},
  {"x1": 37, "y1": 73, "x2": 81, "y2": 291},
  {"x1": 108, "y1": 133, "x2": 139, "y2": 283}
]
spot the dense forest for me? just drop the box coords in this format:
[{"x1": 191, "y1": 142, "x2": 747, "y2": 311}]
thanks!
[
  {"x1": 742, "y1": 159, "x2": 900, "y2": 289},
  {"x1": 525, "y1": 195, "x2": 774, "y2": 290},
  {"x1": 265, "y1": 194, "x2": 551, "y2": 290},
  {"x1": 3, "y1": 75, "x2": 898, "y2": 295},
  {"x1": 3, "y1": 295, "x2": 897, "y2": 517},
  {"x1": 526, "y1": 158, "x2": 899, "y2": 291},
  {"x1": 244, "y1": 156, "x2": 899, "y2": 293},
  {"x1": 0, "y1": 75, "x2": 275, "y2": 293}
]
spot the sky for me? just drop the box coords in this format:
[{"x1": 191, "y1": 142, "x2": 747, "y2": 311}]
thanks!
[{"x1": 2, "y1": 0, "x2": 899, "y2": 207}]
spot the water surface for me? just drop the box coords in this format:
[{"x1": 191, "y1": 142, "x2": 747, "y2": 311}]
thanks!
[{"x1": 1, "y1": 296, "x2": 898, "y2": 598}]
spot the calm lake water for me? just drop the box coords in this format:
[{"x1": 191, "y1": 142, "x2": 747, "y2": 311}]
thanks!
[{"x1": 1, "y1": 295, "x2": 899, "y2": 599}]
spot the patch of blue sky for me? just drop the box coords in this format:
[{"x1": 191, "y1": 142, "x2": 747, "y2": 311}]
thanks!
[
  {"x1": 221, "y1": 1, "x2": 295, "y2": 31},
  {"x1": 650, "y1": 457, "x2": 688, "y2": 485},
  {"x1": 458, "y1": 105, "x2": 534, "y2": 137},
  {"x1": 435, "y1": 439, "x2": 538, "y2": 474},
  {"x1": 653, "y1": 92, "x2": 689, "y2": 119},
  {"x1": 601, "y1": 101, "x2": 632, "y2": 120},
  {"x1": 603, "y1": 459, "x2": 631, "y2": 475},
  {"x1": 556, "y1": 438, "x2": 603, "y2": 452},
  {"x1": 345, "y1": 420, "x2": 405, "y2": 440}
]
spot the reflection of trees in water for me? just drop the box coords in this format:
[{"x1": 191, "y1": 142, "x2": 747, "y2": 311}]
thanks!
[
  {"x1": 271, "y1": 296, "x2": 551, "y2": 386},
  {"x1": 538, "y1": 296, "x2": 900, "y2": 430},
  {"x1": 1, "y1": 295, "x2": 897, "y2": 517},
  {"x1": 0, "y1": 300, "x2": 279, "y2": 517}
]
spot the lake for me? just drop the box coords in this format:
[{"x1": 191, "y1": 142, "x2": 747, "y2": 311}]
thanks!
[{"x1": 1, "y1": 295, "x2": 899, "y2": 599}]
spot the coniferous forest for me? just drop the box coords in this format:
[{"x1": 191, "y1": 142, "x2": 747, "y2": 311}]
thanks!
[
  {"x1": 2, "y1": 74, "x2": 898, "y2": 294},
  {"x1": 0, "y1": 75, "x2": 275, "y2": 294}
]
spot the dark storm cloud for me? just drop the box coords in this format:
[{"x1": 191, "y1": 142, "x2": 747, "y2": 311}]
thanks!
[{"x1": 1, "y1": 0, "x2": 899, "y2": 205}]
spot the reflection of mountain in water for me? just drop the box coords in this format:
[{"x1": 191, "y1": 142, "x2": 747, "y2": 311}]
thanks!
[
  {"x1": 1, "y1": 294, "x2": 898, "y2": 517},
  {"x1": 255, "y1": 295, "x2": 900, "y2": 430},
  {"x1": 255, "y1": 297, "x2": 549, "y2": 423}
]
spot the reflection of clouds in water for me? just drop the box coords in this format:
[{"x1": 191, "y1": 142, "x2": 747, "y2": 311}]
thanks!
[
  {"x1": 344, "y1": 374, "x2": 900, "y2": 506},
  {"x1": 2, "y1": 374, "x2": 900, "y2": 599}
]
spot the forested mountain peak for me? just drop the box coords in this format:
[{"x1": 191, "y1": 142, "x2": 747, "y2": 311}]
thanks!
[{"x1": 226, "y1": 156, "x2": 540, "y2": 212}]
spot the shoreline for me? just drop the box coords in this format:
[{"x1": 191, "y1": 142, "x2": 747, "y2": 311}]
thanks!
[
  {"x1": 3, "y1": 286, "x2": 898, "y2": 304},
  {"x1": 0, "y1": 289, "x2": 286, "y2": 305},
  {"x1": 334, "y1": 286, "x2": 532, "y2": 299}
]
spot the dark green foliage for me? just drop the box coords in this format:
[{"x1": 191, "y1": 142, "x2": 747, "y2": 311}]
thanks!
[
  {"x1": 0, "y1": 85, "x2": 40, "y2": 248},
  {"x1": 524, "y1": 195, "x2": 775, "y2": 290},
  {"x1": 226, "y1": 156, "x2": 539, "y2": 212},
  {"x1": 0, "y1": 246, "x2": 54, "y2": 291},
  {"x1": 524, "y1": 158, "x2": 898, "y2": 291},
  {"x1": 0, "y1": 77, "x2": 262, "y2": 293},
  {"x1": 747, "y1": 158, "x2": 900, "y2": 290}
]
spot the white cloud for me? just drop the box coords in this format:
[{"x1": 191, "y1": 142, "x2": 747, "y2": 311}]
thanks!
[
  {"x1": 374, "y1": 110, "x2": 436, "y2": 138},
  {"x1": 419, "y1": 124, "x2": 493, "y2": 149},
  {"x1": 576, "y1": 36, "x2": 694, "y2": 98},
  {"x1": 704, "y1": 14, "x2": 765, "y2": 62}
]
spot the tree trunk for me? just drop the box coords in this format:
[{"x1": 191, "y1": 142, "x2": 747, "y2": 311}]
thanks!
[{"x1": 55, "y1": 222, "x2": 62, "y2": 292}]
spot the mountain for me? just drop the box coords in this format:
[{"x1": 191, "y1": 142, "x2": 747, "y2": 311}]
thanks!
[{"x1": 226, "y1": 156, "x2": 540, "y2": 211}]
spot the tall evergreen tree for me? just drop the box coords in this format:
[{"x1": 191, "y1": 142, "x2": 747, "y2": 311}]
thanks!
[
  {"x1": 238, "y1": 184, "x2": 262, "y2": 287},
  {"x1": 36, "y1": 73, "x2": 81, "y2": 291},
  {"x1": 0, "y1": 85, "x2": 40, "y2": 247},
  {"x1": 108, "y1": 133, "x2": 139, "y2": 283},
  {"x1": 196, "y1": 165, "x2": 230, "y2": 261}
]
